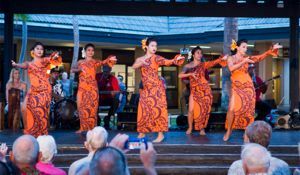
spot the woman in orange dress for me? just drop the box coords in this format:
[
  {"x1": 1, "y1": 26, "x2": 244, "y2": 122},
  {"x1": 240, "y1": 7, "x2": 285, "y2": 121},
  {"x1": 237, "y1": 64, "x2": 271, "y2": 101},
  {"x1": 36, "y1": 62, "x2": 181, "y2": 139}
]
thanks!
[
  {"x1": 71, "y1": 43, "x2": 117, "y2": 133},
  {"x1": 132, "y1": 37, "x2": 185, "y2": 143},
  {"x1": 179, "y1": 46, "x2": 227, "y2": 135},
  {"x1": 223, "y1": 39, "x2": 281, "y2": 141},
  {"x1": 12, "y1": 42, "x2": 62, "y2": 137}
]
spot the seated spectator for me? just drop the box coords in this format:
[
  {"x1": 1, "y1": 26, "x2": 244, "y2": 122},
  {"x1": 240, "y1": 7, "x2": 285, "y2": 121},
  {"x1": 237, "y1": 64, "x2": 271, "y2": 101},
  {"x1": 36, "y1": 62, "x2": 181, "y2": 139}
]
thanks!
[
  {"x1": 5, "y1": 68, "x2": 27, "y2": 130},
  {"x1": 90, "y1": 146, "x2": 128, "y2": 175},
  {"x1": 68, "y1": 126, "x2": 108, "y2": 175},
  {"x1": 10, "y1": 135, "x2": 40, "y2": 174},
  {"x1": 73, "y1": 164, "x2": 89, "y2": 175},
  {"x1": 116, "y1": 75, "x2": 127, "y2": 113},
  {"x1": 36, "y1": 135, "x2": 66, "y2": 175},
  {"x1": 0, "y1": 143, "x2": 8, "y2": 163},
  {"x1": 59, "y1": 72, "x2": 73, "y2": 98},
  {"x1": 242, "y1": 143, "x2": 271, "y2": 175},
  {"x1": 97, "y1": 65, "x2": 120, "y2": 129},
  {"x1": 0, "y1": 142, "x2": 19, "y2": 175},
  {"x1": 89, "y1": 133, "x2": 157, "y2": 175},
  {"x1": 0, "y1": 161, "x2": 10, "y2": 175},
  {"x1": 228, "y1": 121, "x2": 290, "y2": 175},
  {"x1": 293, "y1": 144, "x2": 300, "y2": 175}
]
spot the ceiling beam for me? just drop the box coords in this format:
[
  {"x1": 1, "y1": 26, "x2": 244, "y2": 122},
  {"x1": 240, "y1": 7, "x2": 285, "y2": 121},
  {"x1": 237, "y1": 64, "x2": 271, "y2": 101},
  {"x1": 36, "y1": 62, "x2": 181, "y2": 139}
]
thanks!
[{"x1": 0, "y1": 0, "x2": 298, "y2": 17}]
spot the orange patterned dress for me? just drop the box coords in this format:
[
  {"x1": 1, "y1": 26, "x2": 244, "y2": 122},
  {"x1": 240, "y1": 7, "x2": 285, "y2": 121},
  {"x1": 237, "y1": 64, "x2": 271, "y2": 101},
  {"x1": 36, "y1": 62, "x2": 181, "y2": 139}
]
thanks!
[
  {"x1": 186, "y1": 57, "x2": 226, "y2": 130},
  {"x1": 137, "y1": 54, "x2": 183, "y2": 133},
  {"x1": 226, "y1": 49, "x2": 278, "y2": 130},
  {"x1": 77, "y1": 59, "x2": 104, "y2": 131},
  {"x1": 24, "y1": 57, "x2": 61, "y2": 138}
]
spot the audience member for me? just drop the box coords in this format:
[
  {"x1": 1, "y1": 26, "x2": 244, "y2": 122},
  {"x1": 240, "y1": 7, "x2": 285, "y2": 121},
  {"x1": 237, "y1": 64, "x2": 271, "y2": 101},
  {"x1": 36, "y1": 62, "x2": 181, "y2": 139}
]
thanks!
[
  {"x1": 36, "y1": 135, "x2": 66, "y2": 175},
  {"x1": 96, "y1": 65, "x2": 120, "y2": 129},
  {"x1": 59, "y1": 72, "x2": 73, "y2": 98},
  {"x1": 0, "y1": 161, "x2": 10, "y2": 175},
  {"x1": 89, "y1": 133, "x2": 157, "y2": 175},
  {"x1": 10, "y1": 135, "x2": 40, "y2": 174},
  {"x1": 228, "y1": 121, "x2": 290, "y2": 175},
  {"x1": 68, "y1": 126, "x2": 108, "y2": 175},
  {"x1": 241, "y1": 143, "x2": 271, "y2": 175},
  {"x1": 116, "y1": 75, "x2": 126, "y2": 113}
]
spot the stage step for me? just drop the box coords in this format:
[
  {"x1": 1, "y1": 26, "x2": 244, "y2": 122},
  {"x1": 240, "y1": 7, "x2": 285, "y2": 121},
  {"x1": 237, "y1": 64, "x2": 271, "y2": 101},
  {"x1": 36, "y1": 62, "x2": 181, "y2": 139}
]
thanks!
[
  {"x1": 7, "y1": 144, "x2": 298, "y2": 174},
  {"x1": 53, "y1": 143, "x2": 299, "y2": 175},
  {"x1": 56, "y1": 144, "x2": 299, "y2": 154},
  {"x1": 53, "y1": 153, "x2": 299, "y2": 167},
  {"x1": 58, "y1": 165, "x2": 298, "y2": 175},
  {"x1": 59, "y1": 165, "x2": 229, "y2": 175}
]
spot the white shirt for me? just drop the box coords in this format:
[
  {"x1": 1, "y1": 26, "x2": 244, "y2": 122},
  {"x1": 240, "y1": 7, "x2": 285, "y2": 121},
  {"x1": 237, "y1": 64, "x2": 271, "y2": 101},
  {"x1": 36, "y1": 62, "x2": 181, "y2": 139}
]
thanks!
[
  {"x1": 228, "y1": 157, "x2": 290, "y2": 175},
  {"x1": 68, "y1": 152, "x2": 94, "y2": 175}
]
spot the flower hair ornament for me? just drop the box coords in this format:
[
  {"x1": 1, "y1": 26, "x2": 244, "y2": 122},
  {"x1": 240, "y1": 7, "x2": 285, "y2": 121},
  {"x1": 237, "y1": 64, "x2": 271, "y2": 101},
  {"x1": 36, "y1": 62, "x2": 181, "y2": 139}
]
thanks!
[
  {"x1": 30, "y1": 51, "x2": 35, "y2": 58},
  {"x1": 231, "y1": 39, "x2": 238, "y2": 51},
  {"x1": 81, "y1": 48, "x2": 86, "y2": 58},
  {"x1": 187, "y1": 51, "x2": 192, "y2": 60},
  {"x1": 141, "y1": 37, "x2": 148, "y2": 51}
]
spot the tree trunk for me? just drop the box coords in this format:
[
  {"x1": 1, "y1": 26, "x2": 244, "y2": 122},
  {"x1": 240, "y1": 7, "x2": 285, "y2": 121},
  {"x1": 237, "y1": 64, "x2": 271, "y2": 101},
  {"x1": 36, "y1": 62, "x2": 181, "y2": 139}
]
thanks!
[
  {"x1": 70, "y1": 15, "x2": 80, "y2": 80},
  {"x1": 19, "y1": 21, "x2": 27, "y2": 79},
  {"x1": 221, "y1": 18, "x2": 238, "y2": 110}
]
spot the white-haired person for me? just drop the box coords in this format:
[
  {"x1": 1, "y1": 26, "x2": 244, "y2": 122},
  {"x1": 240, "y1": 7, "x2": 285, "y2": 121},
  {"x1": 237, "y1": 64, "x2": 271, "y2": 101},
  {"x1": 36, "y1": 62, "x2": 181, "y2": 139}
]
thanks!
[
  {"x1": 68, "y1": 126, "x2": 108, "y2": 175},
  {"x1": 240, "y1": 143, "x2": 271, "y2": 175},
  {"x1": 36, "y1": 135, "x2": 66, "y2": 175},
  {"x1": 228, "y1": 121, "x2": 290, "y2": 175},
  {"x1": 59, "y1": 72, "x2": 73, "y2": 98}
]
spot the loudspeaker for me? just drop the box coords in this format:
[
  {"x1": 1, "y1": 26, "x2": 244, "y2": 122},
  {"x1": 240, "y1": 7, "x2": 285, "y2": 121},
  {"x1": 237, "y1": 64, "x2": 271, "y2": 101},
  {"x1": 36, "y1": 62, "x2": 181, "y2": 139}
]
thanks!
[
  {"x1": 275, "y1": 114, "x2": 290, "y2": 129},
  {"x1": 289, "y1": 112, "x2": 300, "y2": 129},
  {"x1": 117, "y1": 112, "x2": 137, "y2": 130},
  {"x1": 176, "y1": 114, "x2": 188, "y2": 129},
  {"x1": 207, "y1": 112, "x2": 226, "y2": 130}
]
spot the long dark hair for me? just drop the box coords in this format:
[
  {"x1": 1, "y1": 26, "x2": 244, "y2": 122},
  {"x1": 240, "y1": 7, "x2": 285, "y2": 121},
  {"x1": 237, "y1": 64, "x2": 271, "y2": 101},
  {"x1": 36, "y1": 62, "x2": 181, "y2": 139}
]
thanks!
[
  {"x1": 30, "y1": 42, "x2": 45, "y2": 57},
  {"x1": 142, "y1": 37, "x2": 157, "y2": 52},
  {"x1": 189, "y1": 46, "x2": 203, "y2": 62},
  {"x1": 231, "y1": 39, "x2": 248, "y2": 55},
  {"x1": 84, "y1": 43, "x2": 95, "y2": 51}
]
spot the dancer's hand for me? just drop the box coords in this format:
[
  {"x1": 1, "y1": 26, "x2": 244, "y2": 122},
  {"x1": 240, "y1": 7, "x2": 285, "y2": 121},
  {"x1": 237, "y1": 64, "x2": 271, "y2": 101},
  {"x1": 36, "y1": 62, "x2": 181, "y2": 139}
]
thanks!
[
  {"x1": 51, "y1": 52, "x2": 60, "y2": 60},
  {"x1": 176, "y1": 55, "x2": 185, "y2": 61},
  {"x1": 272, "y1": 43, "x2": 282, "y2": 50},
  {"x1": 0, "y1": 143, "x2": 8, "y2": 162},
  {"x1": 108, "y1": 55, "x2": 117, "y2": 62},
  {"x1": 11, "y1": 60, "x2": 17, "y2": 67},
  {"x1": 80, "y1": 67, "x2": 86, "y2": 73},
  {"x1": 244, "y1": 57, "x2": 255, "y2": 64},
  {"x1": 174, "y1": 55, "x2": 185, "y2": 65},
  {"x1": 141, "y1": 57, "x2": 150, "y2": 66},
  {"x1": 221, "y1": 54, "x2": 229, "y2": 61},
  {"x1": 107, "y1": 55, "x2": 117, "y2": 67},
  {"x1": 188, "y1": 72, "x2": 197, "y2": 79}
]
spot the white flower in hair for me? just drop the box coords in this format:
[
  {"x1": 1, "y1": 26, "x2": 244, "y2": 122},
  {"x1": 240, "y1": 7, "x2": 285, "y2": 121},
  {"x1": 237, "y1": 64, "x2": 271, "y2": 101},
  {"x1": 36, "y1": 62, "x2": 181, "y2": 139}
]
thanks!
[
  {"x1": 188, "y1": 51, "x2": 192, "y2": 60},
  {"x1": 81, "y1": 48, "x2": 86, "y2": 58}
]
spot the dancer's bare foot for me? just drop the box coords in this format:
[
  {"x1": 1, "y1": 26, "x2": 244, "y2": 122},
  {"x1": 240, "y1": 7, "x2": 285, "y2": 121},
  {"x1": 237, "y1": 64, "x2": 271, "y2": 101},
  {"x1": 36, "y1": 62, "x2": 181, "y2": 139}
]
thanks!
[
  {"x1": 186, "y1": 128, "x2": 192, "y2": 135},
  {"x1": 153, "y1": 134, "x2": 164, "y2": 143},
  {"x1": 138, "y1": 133, "x2": 145, "y2": 138},
  {"x1": 153, "y1": 132, "x2": 164, "y2": 143},
  {"x1": 223, "y1": 130, "x2": 232, "y2": 141},
  {"x1": 75, "y1": 130, "x2": 83, "y2": 134},
  {"x1": 199, "y1": 129, "x2": 206, "y2": 136}
]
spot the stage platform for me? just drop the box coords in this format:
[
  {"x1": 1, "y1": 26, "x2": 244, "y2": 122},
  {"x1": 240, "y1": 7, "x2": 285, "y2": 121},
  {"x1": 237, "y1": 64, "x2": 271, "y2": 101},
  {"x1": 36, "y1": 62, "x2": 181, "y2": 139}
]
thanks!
[
  {"x1": 0, "y1": 129, "x2": 299, "y2": 145},
  {"x1": 0, "y1": 129, "x2": 299, "y2": 175}
]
